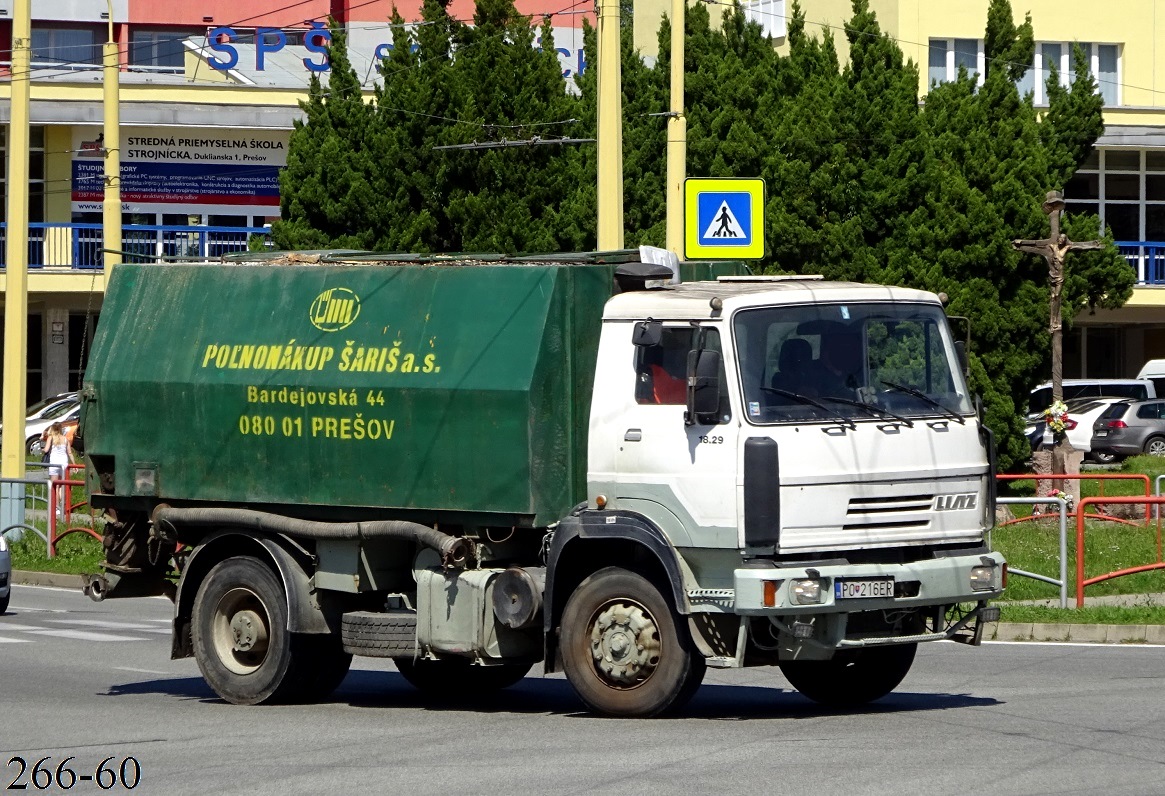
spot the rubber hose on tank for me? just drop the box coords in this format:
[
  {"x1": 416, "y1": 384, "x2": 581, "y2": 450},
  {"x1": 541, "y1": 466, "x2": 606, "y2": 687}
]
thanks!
[{"x1": 151, "y1": 506, "x2": 469, "y2": 566}]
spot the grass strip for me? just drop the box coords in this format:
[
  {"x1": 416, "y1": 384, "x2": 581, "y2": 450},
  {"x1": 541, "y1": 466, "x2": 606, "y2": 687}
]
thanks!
[{"x1": 999, "y1": 603, "x2": 1165, "y2": 625}]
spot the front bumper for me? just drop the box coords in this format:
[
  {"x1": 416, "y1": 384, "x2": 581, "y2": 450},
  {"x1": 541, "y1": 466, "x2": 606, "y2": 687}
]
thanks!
[{"x1": 734, "y1": 550, "x2": 1005, "y2": 616}]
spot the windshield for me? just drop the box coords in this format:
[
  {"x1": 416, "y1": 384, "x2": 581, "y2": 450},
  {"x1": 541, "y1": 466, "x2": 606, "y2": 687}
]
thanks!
[{"x1": 733, "y1": 302, "x2": 973, "y2": 424}]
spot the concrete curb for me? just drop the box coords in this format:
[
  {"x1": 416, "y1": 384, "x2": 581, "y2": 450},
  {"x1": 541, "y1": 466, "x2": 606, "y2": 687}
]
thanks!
[
  {"x1": 12, "y1": 570, "x2": 87, "y2": 590},
  {"x1": 987, "y1": 621, "x2": 1165, "y2": 644}
]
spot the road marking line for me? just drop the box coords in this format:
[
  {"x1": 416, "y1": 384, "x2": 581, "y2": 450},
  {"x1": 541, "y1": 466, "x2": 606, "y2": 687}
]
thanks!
[
  {"x1": 0, "y1": 636, "x2": 33, "y2": 643},
  {"x1": 45, "y1": 619, "x2": 161, "y2": 630},
  {"x1": 115, "y1": 666, "x2": 170, "y2": 675},
  {"x1": 7, "y1": 605, "x2": 67, "y2": 613},
  {"x1": 25, "y1": 629, "x2": 147, "y2": 642},
  {"x1": 0, "y1": 623, "x2": 48, "y2": 631}
]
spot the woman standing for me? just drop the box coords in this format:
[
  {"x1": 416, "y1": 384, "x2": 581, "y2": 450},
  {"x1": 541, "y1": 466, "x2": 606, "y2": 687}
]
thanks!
[{"x1": 43, "y1": 422, "x2": 72, "y2": 518}]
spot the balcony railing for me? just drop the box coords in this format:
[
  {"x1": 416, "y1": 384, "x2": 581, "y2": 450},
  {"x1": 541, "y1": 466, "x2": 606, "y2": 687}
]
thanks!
[
  {"x1": 0, "y1": 222, "x2": 271, "y2": 269},
  {"x1": 1117, "y1": 241, "x2": 1165, "y2": 285}
]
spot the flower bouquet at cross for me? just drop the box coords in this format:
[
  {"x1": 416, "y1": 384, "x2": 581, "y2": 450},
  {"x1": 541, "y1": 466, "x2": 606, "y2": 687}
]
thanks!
[
  {"x1": 1044, "y1": 400, "x2": 1070, "y2": 438},
  {"x1": 1045, "y1": 488, "x2": 1074, "y2": 509}
]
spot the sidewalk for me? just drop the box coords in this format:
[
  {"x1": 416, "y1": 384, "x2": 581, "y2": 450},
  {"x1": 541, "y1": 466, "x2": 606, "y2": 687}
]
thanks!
[{"x1": 11, "y1": 570, "x2": 1165, "y2": 644}]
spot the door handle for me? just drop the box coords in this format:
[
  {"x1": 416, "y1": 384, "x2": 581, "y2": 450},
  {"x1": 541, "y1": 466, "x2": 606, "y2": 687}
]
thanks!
[{"x1": 624, "y1": 429, "x2": 643, "y2": 442}]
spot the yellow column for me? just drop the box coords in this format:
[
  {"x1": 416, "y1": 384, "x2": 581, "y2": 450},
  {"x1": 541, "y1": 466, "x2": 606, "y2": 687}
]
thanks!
[
  {"x1": 664, "y1": 0, "x2": 686, "y2": 258},
  {"x1": 596, "y1": 0, "x2": 624, "y2": 251},
  {"x1": 102, "y1": 9, "x2": 123, "y2": 281},
  {"x1": 2, "y1": 0, "x2": 32, "y2": 478}
]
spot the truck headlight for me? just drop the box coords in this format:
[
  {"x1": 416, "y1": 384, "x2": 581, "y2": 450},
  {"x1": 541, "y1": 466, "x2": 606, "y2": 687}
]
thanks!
[
  {"x1": 970, "y1": 565, "x2": 998, "y2": 591},
  {"x1": 791, "y1": 578, "x2": 823, "y2": 605}
]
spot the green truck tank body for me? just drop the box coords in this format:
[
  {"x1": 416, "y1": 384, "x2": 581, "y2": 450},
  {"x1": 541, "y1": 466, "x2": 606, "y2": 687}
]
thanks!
[{"x1": 83, "y1": 257, "x2": 741, "y2": 527}]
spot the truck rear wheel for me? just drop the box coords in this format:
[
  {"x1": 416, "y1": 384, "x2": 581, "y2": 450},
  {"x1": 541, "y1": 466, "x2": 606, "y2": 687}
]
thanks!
[
  {"x1": 394, "y1": 657, "x2": 532, "y2": 695},
  {"x1": 779, "y1": 643, "x2": 917, "y2": 707},
  {"x1": 192, "y1": 556, "x2": 349, "y2": 705},
  {"x1": 559, "y1": 567, "x2": 703, "y2": 717}
]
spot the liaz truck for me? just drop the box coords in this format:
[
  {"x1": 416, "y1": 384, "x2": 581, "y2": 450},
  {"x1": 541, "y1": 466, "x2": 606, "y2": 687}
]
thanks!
[{"x1": 80, "y1": 251, "x2": 1003, "y2": 717}]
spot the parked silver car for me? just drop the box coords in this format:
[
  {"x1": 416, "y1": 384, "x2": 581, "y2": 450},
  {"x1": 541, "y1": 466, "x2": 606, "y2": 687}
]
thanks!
[
  {"x1": 1091, "y1": 399, "x2": 1165, "y2": 457},
  {"x1": 0, "y1": 391, "x2": 80, "y2": 454},
  {"x1": 0, "y1": 531, "x2": 11, "y2": 614}
]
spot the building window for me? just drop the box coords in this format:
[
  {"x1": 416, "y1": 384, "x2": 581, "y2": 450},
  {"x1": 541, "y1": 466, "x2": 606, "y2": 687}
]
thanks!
[
  {"x1": 741, "y1": 0, "x2": 786, "y2": 40},
  {"x1": 130, "y1": 29, "x2": 193, "y2": 72},
  {"x1": 1032, "y1": 42, "x2": 1120, "y2": 106},
  {"x1": 31, "y1": 27, "x2": 101, "y2": 70},
  {"x1": 928, "y1": 38, "x2": 984, "y2": 87},
  {"x1": 1, "y1": 126, "x2": 46, "y2": 224},
  {"x1": 1066, "y1": 149, "x2": 1165, "y2": 280}
]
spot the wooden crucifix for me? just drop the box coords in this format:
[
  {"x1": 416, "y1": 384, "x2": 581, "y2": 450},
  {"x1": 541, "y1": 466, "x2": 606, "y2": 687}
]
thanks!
[{"x1": 1013, "y1": 190, "x2": 1104, "y2": 485}]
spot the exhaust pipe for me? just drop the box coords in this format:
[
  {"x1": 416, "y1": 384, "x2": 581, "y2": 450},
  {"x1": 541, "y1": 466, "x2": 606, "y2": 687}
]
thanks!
[{"x1": 83, "y1": 574, "x2": 109, "y2": 602}]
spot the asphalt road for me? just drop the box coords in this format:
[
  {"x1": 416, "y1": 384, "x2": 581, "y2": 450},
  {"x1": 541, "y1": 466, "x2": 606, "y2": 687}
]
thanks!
[{"x1": 2, "y1": 585, "x2": 1164, "y2": 796}]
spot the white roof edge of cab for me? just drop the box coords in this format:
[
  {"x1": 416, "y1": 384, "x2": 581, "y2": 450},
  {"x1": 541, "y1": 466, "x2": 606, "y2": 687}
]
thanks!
[
  {"x1": 603, "y1": 280, "x2": 940, "y2": 320},
  {"x1": 716, "y1": 274, "x2": 825, "y2": 282}
]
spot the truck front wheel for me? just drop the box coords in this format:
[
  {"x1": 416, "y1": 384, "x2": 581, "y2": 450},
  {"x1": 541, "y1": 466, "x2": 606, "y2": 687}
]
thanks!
[
  {"x1": 192, "y1": 556, "x2": 350, "y2": 705},
  {"x1": 779, "y1": 643, "x2": 917, "y2": 707},
  {"x1": 560, "y1": 567, "x2": 704, "y2": 717}
]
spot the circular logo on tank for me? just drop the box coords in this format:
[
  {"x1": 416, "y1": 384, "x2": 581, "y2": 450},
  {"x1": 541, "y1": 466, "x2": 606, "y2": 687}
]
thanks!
[{"x1": 309, "y1": 288, "x2": 361, "y2": 332}]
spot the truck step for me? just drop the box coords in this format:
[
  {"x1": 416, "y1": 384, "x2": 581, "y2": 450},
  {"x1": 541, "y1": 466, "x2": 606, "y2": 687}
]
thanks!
[{"x1": 341, "y1": 611, "x2": 418, "y2": 658}]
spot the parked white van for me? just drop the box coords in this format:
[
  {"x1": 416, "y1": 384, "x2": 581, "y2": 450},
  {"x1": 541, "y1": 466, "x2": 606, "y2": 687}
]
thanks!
[{"x1": 1136, "y1": 360, "x2": 1165, "y2": 395}]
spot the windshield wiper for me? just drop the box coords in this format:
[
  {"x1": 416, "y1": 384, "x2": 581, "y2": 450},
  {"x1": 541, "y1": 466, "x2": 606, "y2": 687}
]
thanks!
[
  {"x1": 814, "y1": 393, "x2": 915, "y2": 427},
  {"x1": 761, "y1": 387, "x2": 857, "y2": 429},
  {"x1": 880, "y1": 381, "x2": 966, "y2": 425}
]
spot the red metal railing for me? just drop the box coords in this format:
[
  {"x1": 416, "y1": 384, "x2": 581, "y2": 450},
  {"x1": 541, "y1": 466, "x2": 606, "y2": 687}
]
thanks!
[
  {"x1": 996, "y1": 473, "x2": 1152, "y2": 528},
  {"x1": 47, "y1": 464, "x2": 100, "y2": 556},
  {"x1": 1075, "y1": 496, "x2": 1165, "y2": 608}
]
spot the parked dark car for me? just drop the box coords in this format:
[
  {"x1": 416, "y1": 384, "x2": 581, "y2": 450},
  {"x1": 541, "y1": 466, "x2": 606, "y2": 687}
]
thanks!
[{"x1": 1091, "y1": 400, "x2": 1165, "y2": 457}]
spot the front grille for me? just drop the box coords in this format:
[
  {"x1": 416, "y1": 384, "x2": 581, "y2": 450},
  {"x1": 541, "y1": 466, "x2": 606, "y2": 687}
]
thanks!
[
  {"x1": 843, "y1": 494, "x2": 933, "y2": 532},
  {"x1": 847, "y1": 494, "x2": 933, "y2": 513}
]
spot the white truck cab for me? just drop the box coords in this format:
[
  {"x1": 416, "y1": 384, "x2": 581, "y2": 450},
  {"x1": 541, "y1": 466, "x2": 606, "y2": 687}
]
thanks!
[{"x1": 581, "y1": 276, "x2": 1003, "y2": 697}]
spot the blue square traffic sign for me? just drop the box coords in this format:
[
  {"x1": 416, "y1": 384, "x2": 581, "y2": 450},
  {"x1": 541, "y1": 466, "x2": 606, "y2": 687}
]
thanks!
[{"x1": 696, "y1": 191, "x2": 753, "y2": 247}]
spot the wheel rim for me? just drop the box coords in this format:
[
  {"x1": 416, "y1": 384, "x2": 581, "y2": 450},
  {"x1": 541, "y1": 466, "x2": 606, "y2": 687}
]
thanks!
[
  {"x1": 1149, "y1": 440, "x2": 1165, "y2": 456},
  {"x1": 587, "y1": 599, "x2": 661, "y2": 689},
  {"x1": 211, "y1": 586, "x2": 272, "y2": 675}
]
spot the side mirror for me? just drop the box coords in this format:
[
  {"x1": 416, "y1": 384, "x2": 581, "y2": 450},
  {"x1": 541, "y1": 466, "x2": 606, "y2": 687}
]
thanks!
[
  {"x1": 685, "y1": 349, "x2": 722, "y2": 426},
  {"x1": 955, "y1": 340, "x2": 969, "y2": 377},
  {"x1": 632, "y1": 320, "x2": 663, "y2": 347}
]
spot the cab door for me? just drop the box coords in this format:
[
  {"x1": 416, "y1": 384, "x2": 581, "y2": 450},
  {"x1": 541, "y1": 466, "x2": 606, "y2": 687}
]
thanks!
[{"x1": 611, "y1": 323, "x2": 739, "y2": 549}]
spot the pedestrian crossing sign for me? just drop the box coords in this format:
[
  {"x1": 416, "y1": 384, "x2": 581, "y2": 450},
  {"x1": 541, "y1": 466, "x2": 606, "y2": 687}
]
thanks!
[{"x1": 684, "y1": 177, "x2": 765, "y2": 259}]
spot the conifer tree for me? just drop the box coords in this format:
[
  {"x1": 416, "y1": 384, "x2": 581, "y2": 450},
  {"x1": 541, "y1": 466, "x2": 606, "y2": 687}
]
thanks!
[{"x1": 274, "y1": 24, "x2": 377, "y2": 249}]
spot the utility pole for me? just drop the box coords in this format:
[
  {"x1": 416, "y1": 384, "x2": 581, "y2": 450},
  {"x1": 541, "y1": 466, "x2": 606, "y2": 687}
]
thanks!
[
  {"x1": 2, "y1": 0, "x2": 32, "y2": 481},
  {"x1": 103, "y1": 0, "x2": 123, "y2": 279},
  {"x1": 595, "y1": 0, "x2": 623, "y2": 251},
  {"x1": 664, "y1": 0, "x2": 686, "y2": 258},
  {"x1": 1013, "y1": 190, "x2": 1103, "y2": 482}
]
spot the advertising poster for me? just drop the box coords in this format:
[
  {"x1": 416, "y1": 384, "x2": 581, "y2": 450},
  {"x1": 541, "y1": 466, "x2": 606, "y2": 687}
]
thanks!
[{"x1": 71, "y1": 127, "x2": 289, "y2": 216}]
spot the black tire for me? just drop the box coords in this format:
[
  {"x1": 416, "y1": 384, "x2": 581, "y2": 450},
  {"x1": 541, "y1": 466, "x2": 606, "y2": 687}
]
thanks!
[
  {"x1": 1145, "y1": 436, "x2": 1165, "y2": 457},
  {"x1": 779, "y1": 643, "x2": 917, "y2": 707},
  {"x1": 393, "y1": 656, "x2": 532, "y2": 695},
  {"x1": 1089, "y1": 450, "x2": 1122, "y2": 465},
  {"x1": 192, "y1": 556, "x2": 341, "y2": 705},
  {"x1": 26, "y1": 436, "x2": 42, "y2": 456},
  {"x1": 0, "y1": 593, "x2": 8, "y2": 615},
  {"x1": 668, "y1": 649, "x2": 707, "y2": 714},
  {"x1": 300, "y1": 636, "x2": 353, "y2": 700},
  {"x1": 559, "y1": 566, "x2": 703, "y2": 717}
]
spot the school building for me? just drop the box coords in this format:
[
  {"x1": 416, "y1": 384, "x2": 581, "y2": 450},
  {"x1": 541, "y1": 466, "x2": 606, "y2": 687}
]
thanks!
[{"x1": 1, "y1": 0, "x2": 1164, "y2": 400}]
